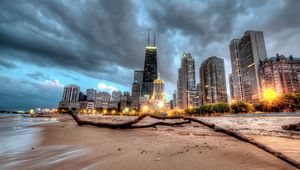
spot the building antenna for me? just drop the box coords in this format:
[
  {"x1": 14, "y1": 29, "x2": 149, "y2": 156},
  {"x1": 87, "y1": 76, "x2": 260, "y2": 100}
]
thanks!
[
  {"x1": 154, "y1": 31, "x2": 156, "y2": 46},
  {"x1": 147, "y1": 29, "x2": 150, "y2": 46}
]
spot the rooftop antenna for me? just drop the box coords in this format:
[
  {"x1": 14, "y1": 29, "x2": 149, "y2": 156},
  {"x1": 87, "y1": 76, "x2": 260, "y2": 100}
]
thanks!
[
  {"x1": 147, "y1": 29, "x2": 150, "y2": 46},
  {"x1": 154, "y1": 31, "x2": 156, "y2": 46}
]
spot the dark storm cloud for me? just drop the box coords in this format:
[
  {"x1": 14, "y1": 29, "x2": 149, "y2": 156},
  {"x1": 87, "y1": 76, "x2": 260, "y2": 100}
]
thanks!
[
  {"x1": 27, "y1": 71, "x2": 50, "y2": 80},
  {"x1": 0, "y1": 75, "x2": 63, "y2": 110},
  {"x1": 0, "y1": 58, "x2": 17, "y2": 69},
  {"x1": 146, "y1": 0, "x2": 267, "y2": 46},
  {"x1": 0, "y1": 0, "x2": 146, "y2": 85},
  {"x1": 60, "y1": 72, "x2": 80, "y2": 82},
  {"x1": 0, "y1": 0, "x2": 299, "y2": 108}
]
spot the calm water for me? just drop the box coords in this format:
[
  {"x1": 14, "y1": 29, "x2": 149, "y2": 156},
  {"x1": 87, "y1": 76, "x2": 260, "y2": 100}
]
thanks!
[
  {"x1": 0, "y1": 114, "x2": 58, "y2": 154},
  {"x1": 0, "y1": 114, "x2": 88, "y2": 169}
]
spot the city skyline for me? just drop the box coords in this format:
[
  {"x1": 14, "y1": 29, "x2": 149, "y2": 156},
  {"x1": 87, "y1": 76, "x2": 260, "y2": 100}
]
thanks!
[{"x1": 0, "y1": 0, "x2": 300, "y2": 110}]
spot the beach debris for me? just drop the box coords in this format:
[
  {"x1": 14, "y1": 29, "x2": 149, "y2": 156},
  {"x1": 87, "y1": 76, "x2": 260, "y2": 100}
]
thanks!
[
  {"x1": 118, "y1": 148, "x2": 121, "y2": 151},
  {"x1": 14, "y1": 126, "x2": 21, "y2": 130},
  {"x1": 282, "y1": 123, "x2": 300, "y2": 131}
]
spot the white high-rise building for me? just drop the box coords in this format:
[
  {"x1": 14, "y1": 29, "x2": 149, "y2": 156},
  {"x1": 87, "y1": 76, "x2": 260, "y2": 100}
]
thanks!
[
  {"x1": 229, "y1": 39, "x2": 243, "y2": 102},
  {"x1": 62, "y1": 85, "x2": 80, "y2": 102},
  {"x1": 59, "y1": 84, "x2": 80, "y2": 109},
  {"x1": 238, "y1": 31, "x2": 267, "y2": 103}
]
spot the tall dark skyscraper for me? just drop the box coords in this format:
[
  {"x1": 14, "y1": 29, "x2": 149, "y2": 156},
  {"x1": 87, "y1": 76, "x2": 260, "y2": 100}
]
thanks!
[
  {"x1": 134, "y1": 70, "x2": 143, "y2": 96},
  {"x1": 177, "y1": 53, "x2": 195, "y2": 108},
  {"x1": 142, "y1": 31, "x2": 157, "y2": 96},
  {"x1": 200, "y1": 56, "x2": 227, "y2": 104}
]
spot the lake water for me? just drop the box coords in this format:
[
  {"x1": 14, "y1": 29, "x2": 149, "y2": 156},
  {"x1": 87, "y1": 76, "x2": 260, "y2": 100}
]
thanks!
[
  {"x1": 0, "y1": 114, "x2": 58, "y2": 155},
  {"x1": 0, "y1": 114, "x2": 89, "y2": 169}
]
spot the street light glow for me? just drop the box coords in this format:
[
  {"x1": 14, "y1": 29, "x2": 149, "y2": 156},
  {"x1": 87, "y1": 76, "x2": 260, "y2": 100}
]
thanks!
[
  {"x1": 158, "y1": 101, "x2": 164, "y2": 108},
  {"x1": 262, "y1": 88, "x2": 278, "y2": 104}
]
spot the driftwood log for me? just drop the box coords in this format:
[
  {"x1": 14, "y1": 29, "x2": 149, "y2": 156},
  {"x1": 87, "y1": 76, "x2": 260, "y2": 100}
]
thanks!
[
  {"x1": 68, "y1": 111, "x2": 190, "y2": 129},
  {"x1": 282, "y1": 123, "x2": 300, "y2": 131},
  {"x1": 67, "y1": 111, "x2": 300, "y2": 169}
]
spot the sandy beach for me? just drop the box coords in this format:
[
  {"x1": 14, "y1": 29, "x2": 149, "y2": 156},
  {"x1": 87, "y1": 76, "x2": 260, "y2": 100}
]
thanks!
[{"x1": 1, "y1": 114, "x2": 300, "y2": 170}]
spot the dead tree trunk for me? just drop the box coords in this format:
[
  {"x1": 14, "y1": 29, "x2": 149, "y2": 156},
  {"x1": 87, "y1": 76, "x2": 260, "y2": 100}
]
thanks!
[{"x1": 68, "y1": 110, "x2": 190, "y2": 129}]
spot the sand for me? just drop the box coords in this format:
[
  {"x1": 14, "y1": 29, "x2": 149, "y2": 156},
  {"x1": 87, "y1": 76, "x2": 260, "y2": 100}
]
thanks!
[{"x1": 3, "y1": 115, "x2": 300, "y2": 170}]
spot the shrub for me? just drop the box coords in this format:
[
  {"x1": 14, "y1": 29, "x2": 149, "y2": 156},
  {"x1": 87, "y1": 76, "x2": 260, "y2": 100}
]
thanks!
[
  {"x1": 231, "y1": 101, "x2": 251, "y2": 114},
  {"x1": 212, "y1": 102, "x2": 230, "y2": 114},
  {"x1": 279, "y1": 93, "x2": 297, "y2": 112}
]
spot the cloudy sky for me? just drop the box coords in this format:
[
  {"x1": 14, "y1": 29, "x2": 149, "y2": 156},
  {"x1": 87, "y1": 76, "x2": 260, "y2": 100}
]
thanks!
[{"x1": 0, "y1": 0, "x2": 299, "y2": 110}]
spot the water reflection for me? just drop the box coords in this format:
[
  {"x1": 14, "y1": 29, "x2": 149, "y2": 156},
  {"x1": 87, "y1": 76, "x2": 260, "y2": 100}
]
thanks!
[{"x1": 0, "y1": 115, "x2": 88, "y2": 169}]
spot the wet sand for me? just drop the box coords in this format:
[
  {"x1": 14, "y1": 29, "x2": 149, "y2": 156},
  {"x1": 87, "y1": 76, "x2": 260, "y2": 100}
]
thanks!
[{"x1": 2, "y1": 115, "x2": 299, "y2": 170}]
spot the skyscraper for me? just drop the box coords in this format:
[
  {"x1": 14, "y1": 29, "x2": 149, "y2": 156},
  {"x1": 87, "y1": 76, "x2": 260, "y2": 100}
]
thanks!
[
  {"x1": 142, "y1": 32, "x2": 157, "y2": 97},
  {"x1": 110, "y1": 90, "x2": 122, "y2": 109},
  {"x1": 131, "y1": 81, "x2": 141, "y2": 111},
  {"x1": 95, "y1": 92, "x2": 110, "y2": 109},
  {"x1": 79, "y1": 92, "x2": 87, "y2": 101},
  {"x1": 229, "y1": 73, "x2": 234, "y2": 101},
  {"x1": 86, "y1": 88, "x2": 96, "y2": 101},
  {"x1": 177, "y1": 53, "x2": 195, "y2": 109},
  {"x1": 172, "y1": 90, "x2": 177, "y2": 108},
  {"x1": 229, "y1": 39, "x2": 243, "y2": 102},
  {"x1": 259, "y1": 54, "x2": 300, "y2": 95},
  {"x1": 238, "y1": 31, "x2": 267, "y2": 103},
  {"x1": 120, "y1": 92, "x2": 130, "y2": 111},
  {"x1": 58, "y1": 84, "x2": 80, "y2": 109},
  {"x1": 62, "y1": 84, "x2": 80, "y2": 102},
  {"x1": 200, "y1": 56, "x2": 227, "y2": 104},
  {"x1": 134, "y1": 70, "x2": 144, "y2": 95}
]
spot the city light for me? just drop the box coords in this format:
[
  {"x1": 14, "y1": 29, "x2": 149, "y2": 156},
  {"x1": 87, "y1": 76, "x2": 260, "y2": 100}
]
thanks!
[
  {"x1": 29, "y1": 109, "x2": 34, "y2": 114},
  {"x1": 142, "y1": 105, "x2": 149, "y2": 113},
  {"x1": 124, "y1": 107, "x2": 129, "y2": 113},
  {"x1": 262, "y1": 88, "x2": 278, "y2": 104},
  {"x1": 231, "y1": 99, "x2": 236, "y2": 104},
  {"x1": 158, "y1": 101, "x2": 164, "y2": 108}
]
